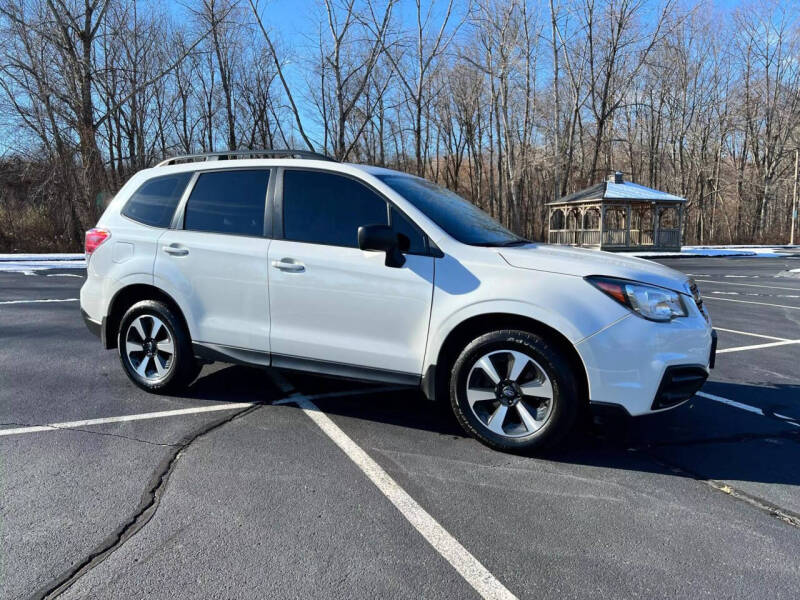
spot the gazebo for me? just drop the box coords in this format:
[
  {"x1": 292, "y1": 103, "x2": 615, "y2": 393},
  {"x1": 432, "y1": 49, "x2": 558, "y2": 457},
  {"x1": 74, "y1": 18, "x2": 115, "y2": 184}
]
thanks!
[{"x1": 547, "y1": 172, "x2": 685, "y2": 251}]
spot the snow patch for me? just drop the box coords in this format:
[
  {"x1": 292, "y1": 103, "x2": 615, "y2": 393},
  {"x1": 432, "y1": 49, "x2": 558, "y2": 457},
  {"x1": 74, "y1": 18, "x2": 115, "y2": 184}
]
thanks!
[
  {"x1": 628, "y1": 245, "x2": 800, "y2": 259},
  {"x1": 0, "y1": 253, "x2": 85, "y2": 262},
  {"x1": 623, "y1": 248, "x2": 756, "y2": 258},
  {"x1": 0, "y1": 253, "x2": 86, "y2": 272}
]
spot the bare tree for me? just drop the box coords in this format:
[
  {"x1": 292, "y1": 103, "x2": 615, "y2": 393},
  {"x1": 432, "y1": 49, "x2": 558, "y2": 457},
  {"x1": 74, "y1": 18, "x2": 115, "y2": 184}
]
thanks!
[{"x1": 2, "y1": 0, "x2": 799, "y2": 252}]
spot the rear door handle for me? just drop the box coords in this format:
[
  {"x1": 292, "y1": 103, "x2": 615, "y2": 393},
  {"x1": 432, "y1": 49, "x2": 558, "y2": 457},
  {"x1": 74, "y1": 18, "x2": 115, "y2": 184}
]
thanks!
[
  {"x1": 163, "y1": 245, "x2": 189, "y2": 257},
  {"x1": 271, "y1": 258, "x2": 305, "y2": 273}
]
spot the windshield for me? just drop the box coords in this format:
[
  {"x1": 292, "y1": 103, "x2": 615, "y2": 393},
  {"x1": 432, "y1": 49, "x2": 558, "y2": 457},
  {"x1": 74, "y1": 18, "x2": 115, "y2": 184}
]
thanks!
[{"x1": 377, "y1": 174, "x2": 527, "y2": 246}]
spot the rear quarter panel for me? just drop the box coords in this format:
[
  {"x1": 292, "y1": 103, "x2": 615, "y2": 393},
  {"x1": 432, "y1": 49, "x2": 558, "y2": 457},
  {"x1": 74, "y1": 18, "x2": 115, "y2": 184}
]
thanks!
[{"x1": 81, "y1": 171, "x2": 165, "y2": 320}]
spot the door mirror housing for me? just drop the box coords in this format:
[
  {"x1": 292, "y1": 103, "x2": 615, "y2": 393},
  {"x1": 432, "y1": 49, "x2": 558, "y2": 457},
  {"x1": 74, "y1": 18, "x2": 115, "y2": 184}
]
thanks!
[{"x1": 358, "y1": 224, "x2": 406, "y2": 268}]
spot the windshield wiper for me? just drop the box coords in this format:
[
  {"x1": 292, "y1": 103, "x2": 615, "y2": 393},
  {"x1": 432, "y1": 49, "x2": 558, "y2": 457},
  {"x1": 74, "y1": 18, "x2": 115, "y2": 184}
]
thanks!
[
  {"x1": 495, "y1": 239, "x2": 530, "y2": 247},
  {"x1": 470, "y1": 239, "x2": 529, "y2": 247}
]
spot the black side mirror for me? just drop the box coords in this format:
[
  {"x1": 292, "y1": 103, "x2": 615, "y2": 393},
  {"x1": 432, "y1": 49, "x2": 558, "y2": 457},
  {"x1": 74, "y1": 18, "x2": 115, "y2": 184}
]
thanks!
[{"x1": 358, "y1": 224, "x2": 406, "y2": 268}]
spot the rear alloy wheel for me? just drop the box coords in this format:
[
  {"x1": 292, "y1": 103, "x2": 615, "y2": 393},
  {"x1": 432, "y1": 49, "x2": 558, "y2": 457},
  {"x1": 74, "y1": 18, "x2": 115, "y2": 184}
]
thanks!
[
  {"x1": 124, "y1": 314, "x2": 175, "y2": 382},
  {"x1": 118, "y1": 300, "x2": 199, "y2": 393},
  {"x1": 450, "y1": 330, "x2": 580, "y2": 452}
]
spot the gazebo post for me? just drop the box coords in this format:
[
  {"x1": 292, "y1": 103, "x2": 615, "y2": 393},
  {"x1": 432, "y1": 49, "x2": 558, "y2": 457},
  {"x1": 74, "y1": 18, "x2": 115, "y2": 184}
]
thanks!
[
  {"x1": 625, "y1": 204, "x2": 631, "y2": 248},
  {"x1": 677, "y1": 204, "x2": 684, "y2": 249},
  {"x1": 654, "y1": 203, "x2": 660, "y2": 248},
  {"x1": 600, "y1": 204, "x2": 606, "y2": 249}
]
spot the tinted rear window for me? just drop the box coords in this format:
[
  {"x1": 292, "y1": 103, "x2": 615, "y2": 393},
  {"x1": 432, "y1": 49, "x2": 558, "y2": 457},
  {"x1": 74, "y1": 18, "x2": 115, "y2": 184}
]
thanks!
[
  {"x1": 184, "y1": 170, "x2": 270, "y2": 236},
  {"x1": 122, "y1": 173, "x2": 192, "y2": 228}
]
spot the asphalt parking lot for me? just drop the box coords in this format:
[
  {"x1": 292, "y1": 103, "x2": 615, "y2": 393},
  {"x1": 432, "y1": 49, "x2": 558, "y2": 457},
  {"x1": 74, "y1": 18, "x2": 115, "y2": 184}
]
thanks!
[{"x1": 2, "y1": 254, "x2": 799, "y2": 599}]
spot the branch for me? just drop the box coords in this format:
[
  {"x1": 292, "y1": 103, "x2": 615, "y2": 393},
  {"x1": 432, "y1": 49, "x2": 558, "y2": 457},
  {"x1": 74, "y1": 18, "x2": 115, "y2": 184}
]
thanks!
[{"x1": 248, "y1": 0, "x2": 315, "y2": 151}]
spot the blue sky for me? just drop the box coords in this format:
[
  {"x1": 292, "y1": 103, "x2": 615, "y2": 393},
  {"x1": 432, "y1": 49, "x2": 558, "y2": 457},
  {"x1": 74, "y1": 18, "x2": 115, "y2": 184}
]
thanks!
[
  {"x1": 251, "y1": 0, "x2": 748, "y2": 48},
  {"x1": 0, "y1": 0, "x2": 753, "y2": 156},
  {"x1": 222, "y1": 0, "x2": 750, "y2": 147}
]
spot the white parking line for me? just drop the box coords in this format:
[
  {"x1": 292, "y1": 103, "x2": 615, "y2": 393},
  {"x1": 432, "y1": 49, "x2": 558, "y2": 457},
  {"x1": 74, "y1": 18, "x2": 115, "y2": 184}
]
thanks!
[
  {"x1": 714, "y1": 327, "x2": 789, "y2": 341},
  {"x1": 696, "y1": 279, "x2": 800, "y2": 292},
  {"x1": 717, "y1": 339, "x2": 800, "y2": 354},
  {"x1": 0, "y1": 298, "x2": 79, "y2": 305},
  {"x1": 710, "y1": 291, "x2": 800, "y2": 299},
  {"x1": 0, "y1": 386, "x2": 405, "y2": 438},
  {"x1": 703, "y1": 296, "x2": 800, "y2": 310},
  {"x1": 268, "y1": 371, "x2": 516, "y2": 600},
  {"x1": 696, "y1": 391, "x2": 799, "y2": 427},
  {"x1": 0, "y1": 403, "x2": 255, "y2": 437}
]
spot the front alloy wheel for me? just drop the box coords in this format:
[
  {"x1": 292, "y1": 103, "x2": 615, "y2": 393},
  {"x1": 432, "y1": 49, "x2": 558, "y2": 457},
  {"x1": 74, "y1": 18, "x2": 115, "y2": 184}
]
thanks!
[
  {"x1": 465, "y1": 350, "x2": 554, "y2": 437},
  {"x1": 450, "y1": 330, "x2": 580, "y2": 452}
]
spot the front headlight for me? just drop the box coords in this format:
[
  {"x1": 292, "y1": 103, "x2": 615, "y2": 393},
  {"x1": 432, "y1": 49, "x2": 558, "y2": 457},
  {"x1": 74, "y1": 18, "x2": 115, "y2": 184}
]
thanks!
[{"x1": 586, "y1": 276, "x2": 688, "y2": 322}]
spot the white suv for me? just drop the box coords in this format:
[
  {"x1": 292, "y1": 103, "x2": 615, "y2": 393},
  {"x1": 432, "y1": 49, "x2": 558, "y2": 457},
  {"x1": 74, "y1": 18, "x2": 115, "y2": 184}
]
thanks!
[{"x1": 80, "y1": 150, "x2": 716, "y2": 452}]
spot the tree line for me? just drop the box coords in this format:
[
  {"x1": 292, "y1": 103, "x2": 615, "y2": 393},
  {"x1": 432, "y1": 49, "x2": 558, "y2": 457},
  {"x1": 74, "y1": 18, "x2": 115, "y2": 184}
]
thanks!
[{"x1": 1, "y1": 0, "x2": 798, "y2": 252}]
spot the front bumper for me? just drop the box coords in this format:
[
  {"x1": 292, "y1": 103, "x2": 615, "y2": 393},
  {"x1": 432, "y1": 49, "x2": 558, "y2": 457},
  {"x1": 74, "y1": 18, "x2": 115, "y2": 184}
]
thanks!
[{"x1": 577, "y1": 311, "x2": 715, "y2": 417}]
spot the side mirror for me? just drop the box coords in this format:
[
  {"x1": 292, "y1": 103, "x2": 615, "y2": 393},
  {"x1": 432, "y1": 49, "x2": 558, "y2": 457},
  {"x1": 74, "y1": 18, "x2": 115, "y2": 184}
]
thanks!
[{"x1": 358, "y1": 224, "x2": 406, "y2": 268}]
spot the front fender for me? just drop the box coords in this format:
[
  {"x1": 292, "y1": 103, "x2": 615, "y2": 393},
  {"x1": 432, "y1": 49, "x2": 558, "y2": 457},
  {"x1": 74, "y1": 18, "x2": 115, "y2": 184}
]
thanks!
[{"x1": 425, "y1": 298, "x2": 592, "y2": 372}]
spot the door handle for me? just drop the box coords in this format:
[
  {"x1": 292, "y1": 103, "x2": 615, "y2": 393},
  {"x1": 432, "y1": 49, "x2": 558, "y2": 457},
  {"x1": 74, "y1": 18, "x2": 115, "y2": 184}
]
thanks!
[
  {"x1": 271, "y1": 258, "x2": 305, "y2": 273},
  {"x1": 163, "y1": 245, "x2": 189, "y2": 257}
]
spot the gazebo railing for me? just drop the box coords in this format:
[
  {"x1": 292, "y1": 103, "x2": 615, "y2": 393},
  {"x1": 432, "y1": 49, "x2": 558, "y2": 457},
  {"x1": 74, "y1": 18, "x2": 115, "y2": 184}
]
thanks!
[
  {"x1": 630, "y1": 229, "x2": 654, "y2": 246},
  {"x1": 656, "y1": 228, "x2": 680, "y2": 248},
  {"x1": 601, "y1": 228, "x2": 681, "y2": 248},
  {"x1": 602, "y1": 229, "x2": 627, "y2": 246},
  {"x1": 548, "y1": 229, "x2": 601, "y2": 246}
]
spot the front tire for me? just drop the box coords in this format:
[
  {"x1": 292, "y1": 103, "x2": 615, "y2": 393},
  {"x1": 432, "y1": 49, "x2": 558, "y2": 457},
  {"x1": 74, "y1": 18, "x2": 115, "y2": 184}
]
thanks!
[
  {"x1": 118, "y1": 300, "x2": 199, "y2": 394},
  {"x1": 450, "y1": 330, "x2": 580, "y2": 452}
]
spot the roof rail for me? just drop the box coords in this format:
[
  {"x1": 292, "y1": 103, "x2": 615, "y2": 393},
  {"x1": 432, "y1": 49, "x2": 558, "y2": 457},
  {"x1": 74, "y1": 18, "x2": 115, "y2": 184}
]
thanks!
[{"x1": 155, "y1": 149, "x2": 336, "y2": 167}]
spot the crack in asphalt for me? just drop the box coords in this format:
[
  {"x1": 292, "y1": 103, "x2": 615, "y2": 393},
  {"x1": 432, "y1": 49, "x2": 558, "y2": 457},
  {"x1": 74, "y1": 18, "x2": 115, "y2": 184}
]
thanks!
[
  {"x1": 0, "y1": 421, "x2": 179, "y2": 448},
  {"x1": 46, "y1": 425, "x2": 180, "y2": 448},
  {"x1": 634, "y1": 429, "x2": 800, "y2": 449},
  {"x1": 31, "y1": 404, "x2": 261, "y2": 600},
  {"x1": 604, "y1": 428, "x2": 800, "y2": 528},
  {"x1": 632, "y1": 448, "x2": 800, "y2": 529}
]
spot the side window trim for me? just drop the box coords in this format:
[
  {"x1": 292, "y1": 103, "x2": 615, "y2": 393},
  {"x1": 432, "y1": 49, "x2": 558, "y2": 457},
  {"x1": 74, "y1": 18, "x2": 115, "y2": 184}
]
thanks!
[
  {"x1": 276, "y1": 167, "x2": 433, "y2": 256},
  {"x1": 264, "y1": 166, "x2": 276, "y2": 237},
  {"x1": 169, "y1": 171, "x2": 200, "y2": 230},
  {"x1": 171, "y1": 167, "x2": 274, "y2": 238},
  {"x1": 272, "y1": 167, "x2": 285, "y2": 239}
]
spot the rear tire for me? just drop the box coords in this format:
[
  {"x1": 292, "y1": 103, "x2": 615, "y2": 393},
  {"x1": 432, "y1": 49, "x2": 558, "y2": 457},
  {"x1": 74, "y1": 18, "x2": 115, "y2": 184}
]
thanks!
[
  {"x1": 449, "y1": 329, "x2": 580, "y2": 452},
  {"x1": 118, "y1": 300, "x2": 199, "y2": 394}
]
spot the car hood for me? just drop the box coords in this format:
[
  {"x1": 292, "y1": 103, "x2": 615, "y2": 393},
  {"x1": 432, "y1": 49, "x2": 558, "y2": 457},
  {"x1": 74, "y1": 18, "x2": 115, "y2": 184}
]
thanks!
[{"x1": 498, "y1": 244, "x2": 690, "y2": 293}]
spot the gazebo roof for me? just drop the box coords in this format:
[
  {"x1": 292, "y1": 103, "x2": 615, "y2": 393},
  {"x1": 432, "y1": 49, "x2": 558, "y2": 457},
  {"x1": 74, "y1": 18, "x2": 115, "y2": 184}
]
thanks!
[{"x1": 548, "y1": 179, "x2": 685, "y2": 206}]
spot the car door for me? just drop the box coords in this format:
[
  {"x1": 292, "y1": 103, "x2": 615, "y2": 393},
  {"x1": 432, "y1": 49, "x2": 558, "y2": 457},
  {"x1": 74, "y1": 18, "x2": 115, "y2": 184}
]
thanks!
[
  {"x1": 267, "y1": 168, "x2": 435, "y2": 380},
  {"x1": 154, "y1": 168, "x2": 272, "y2": 356}
]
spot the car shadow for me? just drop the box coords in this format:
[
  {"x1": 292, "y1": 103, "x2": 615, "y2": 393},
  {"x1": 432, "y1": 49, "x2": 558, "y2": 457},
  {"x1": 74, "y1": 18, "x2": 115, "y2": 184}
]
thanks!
[
  {"x1": 176, "y1": 364, "x2": 285, "y2": 403},
  {"x1": 176, "y1": 365, "x2": 800, "y2": 488}
]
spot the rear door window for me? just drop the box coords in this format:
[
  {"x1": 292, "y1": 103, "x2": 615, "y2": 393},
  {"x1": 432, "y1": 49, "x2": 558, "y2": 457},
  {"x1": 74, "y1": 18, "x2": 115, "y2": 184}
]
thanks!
[
  {"x1": 184, "y1": 170, "x2": 270, "y2": 237},
  {"x1": 122, "y1": 172, "x2": 192, "y2": 228},
  {"x1": 282, "y1": 170, "x2": 389, "y2": 248}
]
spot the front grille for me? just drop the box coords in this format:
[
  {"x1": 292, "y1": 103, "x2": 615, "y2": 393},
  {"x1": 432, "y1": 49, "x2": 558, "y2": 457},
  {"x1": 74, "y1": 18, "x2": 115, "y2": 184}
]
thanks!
[{"x1": 688, "y1": 279, "x2": 708, "y2": 321}]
